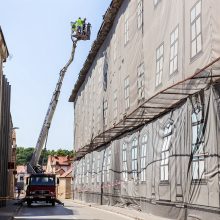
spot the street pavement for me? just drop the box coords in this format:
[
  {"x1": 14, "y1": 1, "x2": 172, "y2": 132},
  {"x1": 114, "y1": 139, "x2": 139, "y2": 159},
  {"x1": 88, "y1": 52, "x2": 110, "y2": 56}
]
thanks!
[{"x1": 0, "y1": 198, "x2": 172, "y2": 220}]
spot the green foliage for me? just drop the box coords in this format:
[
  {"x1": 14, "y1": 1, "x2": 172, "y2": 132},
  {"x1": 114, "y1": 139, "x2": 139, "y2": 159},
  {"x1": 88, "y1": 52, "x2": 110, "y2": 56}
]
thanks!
[{"x1": 16, "y1": 147, "x2": 74, "y2": 165}]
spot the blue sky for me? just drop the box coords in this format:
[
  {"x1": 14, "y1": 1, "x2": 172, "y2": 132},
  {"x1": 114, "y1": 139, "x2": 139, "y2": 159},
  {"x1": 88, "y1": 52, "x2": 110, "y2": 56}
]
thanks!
[{"x1": 0, "y1": 0, "x2": 111, "y2": 150}]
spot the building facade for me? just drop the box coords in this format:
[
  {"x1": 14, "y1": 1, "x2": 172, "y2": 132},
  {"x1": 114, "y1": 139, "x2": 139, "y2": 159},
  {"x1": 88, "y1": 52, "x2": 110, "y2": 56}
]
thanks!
[
  {"x1": 0, "y1": 26, "x2": 13, "y2": 207},
  {"x1": 69, "y1": 1, "x2": 220, "y2": 219}
]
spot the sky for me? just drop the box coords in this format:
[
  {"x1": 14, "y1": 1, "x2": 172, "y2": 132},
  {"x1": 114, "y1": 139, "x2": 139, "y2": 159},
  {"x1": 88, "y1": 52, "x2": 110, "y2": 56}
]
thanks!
[{"x1": 0, "y1": 0, "x2": 111, "y2": 150}]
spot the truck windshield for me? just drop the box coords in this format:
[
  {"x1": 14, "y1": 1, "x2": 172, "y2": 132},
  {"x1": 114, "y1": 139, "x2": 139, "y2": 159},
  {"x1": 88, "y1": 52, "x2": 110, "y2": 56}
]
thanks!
[{"x1": 30, "y1": 176, "x2": 55, "y2": 186}]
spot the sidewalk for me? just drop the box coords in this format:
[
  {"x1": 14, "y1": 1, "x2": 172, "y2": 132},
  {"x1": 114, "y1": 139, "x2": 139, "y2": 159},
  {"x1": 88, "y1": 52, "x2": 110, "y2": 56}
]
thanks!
[
  {"x1": 72, "y1": 199, "x2": 171, "y2": 220},
  {"x1": 0, "y1": 199, "x2": 22, "y2": 220}
]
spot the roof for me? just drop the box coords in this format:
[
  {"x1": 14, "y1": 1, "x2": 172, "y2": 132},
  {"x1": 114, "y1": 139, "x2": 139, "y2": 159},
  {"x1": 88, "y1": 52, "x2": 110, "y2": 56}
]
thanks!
[
  {"x1": 60, "y1": 168, "x2": 72, "y2": 178},
  {"x1": 16, "y1": 165, "x2": 27, "y2": 173},
  {"x1": 69, "y1": 0, "x2": 123, "y2": 102},
  {"x1": 0, "y1": 26, "x2": 9, "y2": 61},
  {"x1": 48, "y1": 155, "x2": 73, "y2": 166}
]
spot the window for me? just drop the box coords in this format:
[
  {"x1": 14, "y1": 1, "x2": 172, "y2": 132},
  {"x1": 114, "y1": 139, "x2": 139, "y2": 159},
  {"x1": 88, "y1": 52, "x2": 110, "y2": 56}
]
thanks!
[
  {"x1": 124, "y1": 77, "x2": 130, "y2": 110},
  {"x1": 106, "y1": 149, "x2": 111, "y2": 182},
  {"x1": 160, "y1": 123, "x2": 172, "y2": 181},
  {"x1": 122, "y1": 143, "x2": 128, "y2": 181},
  {"x1": 97, "y1": 155, "x2": 100, "y2": 183},
  {"x1": 86, "y1": 158, "x2": 90, "y2": 184},
  {"x1": 124, "y1": 10, "x2": 129, "y2": 45},
  {"x1": 192, "y1": 103, "x2": 205, "y2": 180},
  {"x1": 156, "y1": 43, "x2": 164, "y2": 87},
  {"x1": 131, "y1": 138, "x2": 138, "y2": 180},
  {"x1": 170, "y1": 26, "x2": 179, "y2": 75},
  {"x1": 103, "y1": 100, "x2": 108, "y2": 127},
  {"x1": 91, "y1": 156, "x2": 95, "y2": 184},
  {"x1": 137, "y1": 0, "x2": 143, "y2": 29},
  {"x1": 82, "y1": 159, "x2": 85, "y2": 184},
  {"x1": 113, "y1": 90, "x2": 118, "y2": 120},
  {"x1": 137, "y1": 63, "x2": 145, "y2": 101},
  {"x1": 154, "y1": 0, "x2": 161, "y2": 7},
  {"x1": 191, "y1": 0, "x2": 202, "y2": 59},
  {"x1": 97, "y1": 105, "x2": 101, "y2": 131},
  {"x1": 140, "y1": 135, "x2": 147, "y2": 181},
  {"x1": 102, "y1": 150, "x2": 107, "y2": 183},
  {"x1": 113, "y1": 35, "x2": 117, "y2": 62}
]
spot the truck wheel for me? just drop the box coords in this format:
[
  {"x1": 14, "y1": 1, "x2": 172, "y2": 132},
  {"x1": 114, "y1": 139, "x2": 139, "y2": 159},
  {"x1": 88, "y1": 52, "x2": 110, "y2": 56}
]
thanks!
[
  {"x1": 51, "y1": 201, "x2": 55, "y2": 206},
  {"x1": 27, "y1": 201, "x2": 32, "y2": 207}
]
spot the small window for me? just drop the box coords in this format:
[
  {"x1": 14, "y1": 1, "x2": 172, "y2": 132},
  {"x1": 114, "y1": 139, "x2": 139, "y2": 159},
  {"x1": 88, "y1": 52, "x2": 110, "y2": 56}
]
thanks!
[
  {"x1": 190, "y1": 0, "x2": 202, "y2": 59},
  {"x1": 122, "y1": 143, "x2": 128, "y2": 181},
  {"x1": 113, "y1": 35, "x2": 117, "y2": 62},
  {"x1": 82, "y1": 159, "x2": 85, "y2": 184},
  {"x1": 124, "y1": 77, "x2": 130, "y2": 110},
  {"x1": 137, "y1": 0, "x2": 143, "y2": 29},
  {"x1": 91, "y1": 156, "x2": 95, "y2": 184},
  {"x1": 106, "y1": 149, "x2": 111, "y2": 182},
  {"x1": 140, "y1": 135, "x2": 147, "y2": 181},
  {"x1": 155, "y1": 43, "x2": 164, "y2": 87},
  {"x1": 124, "y1": 10, "x2": 129, "y2": 45},
  {"x1": 170, "y1": 26, "x2": 179, "y2": 75},
  {"x1": 137, "y1": 63, "x2": 145, "y2": 101},
  {"x1": 102, "y1": 150, "x2": 107, "y2": 183},
  {"x1": 192, "y1": 102, "x2": 205, "y2": 180},
  {"x1": 96, "y1": 155, "x2": 100, "y2": 184},
  {"x1": 86, "y1": 158, "x2": 90, "y2": 184},
  {"x1": 160, "y1": 123, "x2": 172, "y2": 182},
  {"x1": 154, "y1": 0, "x2": 161, "y2": 7},
  {"x1": 113, "y1": 90, "x2": 118, "y2": 120},
  {"x1": 103, "y1": 100, "x2": 108, "y2": 126},
  {"x1": 131, "y1": 138, "x2": 138, "y2": 180}
]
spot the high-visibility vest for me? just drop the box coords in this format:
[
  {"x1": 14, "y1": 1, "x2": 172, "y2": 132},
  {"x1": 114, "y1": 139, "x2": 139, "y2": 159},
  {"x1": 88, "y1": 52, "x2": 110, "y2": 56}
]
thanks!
[{"x1": 76, "y1": 19, "x2": 83, "y2": 27}]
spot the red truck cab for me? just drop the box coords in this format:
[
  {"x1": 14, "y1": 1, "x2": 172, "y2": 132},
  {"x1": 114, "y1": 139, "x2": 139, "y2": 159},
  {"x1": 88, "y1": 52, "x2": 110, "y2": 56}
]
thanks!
[{"x1": 25, "y1": 173, "x2": 58, "y2": 206}]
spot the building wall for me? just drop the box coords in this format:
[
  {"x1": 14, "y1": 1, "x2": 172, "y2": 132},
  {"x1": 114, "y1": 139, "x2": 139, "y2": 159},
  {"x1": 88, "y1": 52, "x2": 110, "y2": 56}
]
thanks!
[
  {"x1": 72, "y1": 0, "x2": 220, "y2": 219},
  {"x1": 0, "y1": 27, "x2": 11, "y2": 207},
  {"x1": 73, "y1": 0, "x2": 220, "y2": 151}
]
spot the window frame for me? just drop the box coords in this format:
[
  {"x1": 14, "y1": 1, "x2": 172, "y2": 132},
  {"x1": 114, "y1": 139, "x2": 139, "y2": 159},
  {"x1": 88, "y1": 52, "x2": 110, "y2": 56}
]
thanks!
[
  {"x1": 124, "y1": 76, "x2": 130, "y2": 110},
  {"x1": 140, "y1": 134, "x2": 147, "y2": 182},
  {"x1": 190, "y1": 0, "x2": 202, "y2": 60},
  {"x1": 169, "y1": 25, "x2": 179, "y2": 75},
  {"x1": 160, "y1": 123, "x2": 172, "y2": 182},
  {"x1": 155, "y1": 43, "x2": 164, "y2": 87},
  {"x1": 131, "y1": 138, "x2": 138, "y2": 181},
  {"x1": 191, "y1": 103, "x2": 205, "y2": 182},
  {"x1": 122, "y1": 143, "x2": 128, "y2": 181},
  {"x1": 137, "y1": 63, "x2": 145, "y2": 102},
  {"x1": 124, "y1": 10, "x2": 129, "y2": 45},
  {"x1": 137, "y1": 0, "x2": 143, "y2": 29}
]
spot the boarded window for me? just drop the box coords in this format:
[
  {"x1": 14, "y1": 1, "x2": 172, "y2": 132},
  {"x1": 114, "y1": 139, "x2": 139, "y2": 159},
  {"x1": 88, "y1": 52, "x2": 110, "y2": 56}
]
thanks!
[{"x1": 191, "y1": 0, "x2": 202, "y2": 59}]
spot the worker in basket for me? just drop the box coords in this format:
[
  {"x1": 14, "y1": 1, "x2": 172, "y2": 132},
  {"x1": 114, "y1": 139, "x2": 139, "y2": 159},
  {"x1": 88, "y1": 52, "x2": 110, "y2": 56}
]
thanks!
[{"x1": 71, "y1": 17, "x2": 91, "y2": 40}]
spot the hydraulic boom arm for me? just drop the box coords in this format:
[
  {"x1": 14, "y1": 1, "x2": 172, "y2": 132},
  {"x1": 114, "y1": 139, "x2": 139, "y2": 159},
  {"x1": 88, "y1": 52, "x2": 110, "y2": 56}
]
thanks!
[{"x1": 27, "y1": 40, "x2": 78, "y2": 173}]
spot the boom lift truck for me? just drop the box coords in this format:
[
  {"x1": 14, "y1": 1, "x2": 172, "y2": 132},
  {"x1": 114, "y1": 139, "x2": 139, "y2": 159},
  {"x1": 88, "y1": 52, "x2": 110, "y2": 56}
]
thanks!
[{"x1": 22, "y1": 23, "x2": 91, "y2": 207}]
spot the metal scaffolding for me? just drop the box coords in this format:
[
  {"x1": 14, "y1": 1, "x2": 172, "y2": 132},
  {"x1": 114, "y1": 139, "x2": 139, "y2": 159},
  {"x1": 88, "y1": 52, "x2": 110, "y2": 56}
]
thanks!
[{"x1": 74, "y1": 57, "x2": 220, "y2": 160}]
